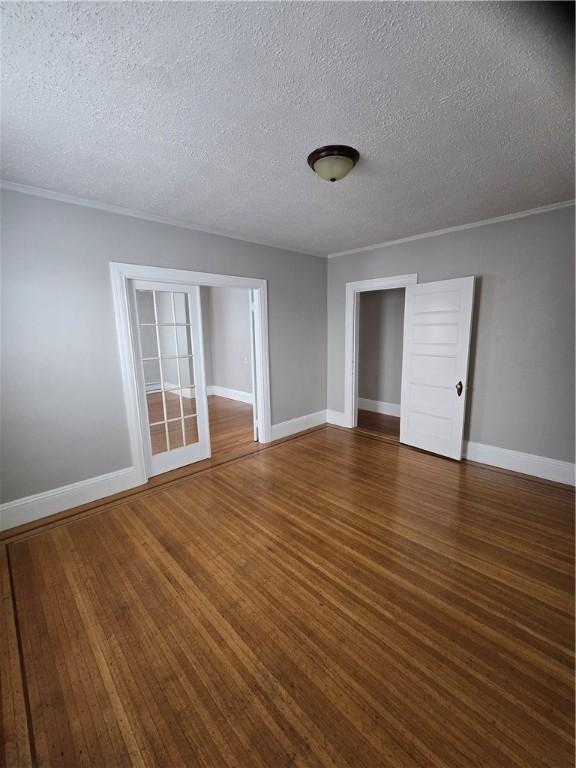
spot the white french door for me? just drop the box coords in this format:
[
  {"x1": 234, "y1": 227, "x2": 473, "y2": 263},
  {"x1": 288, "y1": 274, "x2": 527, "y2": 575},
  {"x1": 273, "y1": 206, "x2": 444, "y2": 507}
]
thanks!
[
  {"x1": 400, "y1": 276, "x2": 475, "y2": 460},
  {"x1": 131, "y1": 281, "x2": 211, "y2": 476}
]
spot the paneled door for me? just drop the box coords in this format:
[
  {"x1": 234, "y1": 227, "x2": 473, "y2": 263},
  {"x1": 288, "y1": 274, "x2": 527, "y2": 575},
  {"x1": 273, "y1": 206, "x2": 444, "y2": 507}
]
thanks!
[
  {"x1": 131, "y1": 281, "x2": 210, "y2": 476},
  {"x1": 400, "y1": 277, "x2": 475, "y2": 460}
]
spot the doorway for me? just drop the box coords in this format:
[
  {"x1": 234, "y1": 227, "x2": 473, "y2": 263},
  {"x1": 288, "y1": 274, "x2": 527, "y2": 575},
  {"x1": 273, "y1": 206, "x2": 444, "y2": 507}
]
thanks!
[
  {"x1": 201, "y1": 286, "x2": 258, "y2": 460},
  {"x1": 356, "y1": 287, "x2": 405, "y2": 443},
  {"x1": 110, "y1": 263, "x2": 271, "y2": 485},
  {"x1": 344, "y1": 273, "x2": 475, "y2": 461}
]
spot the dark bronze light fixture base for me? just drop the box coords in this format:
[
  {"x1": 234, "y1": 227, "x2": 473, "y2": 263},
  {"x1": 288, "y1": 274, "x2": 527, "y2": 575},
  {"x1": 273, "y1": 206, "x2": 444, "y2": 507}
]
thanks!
[{"x1": 307, "y1": 145, "x2": 360, "y2": 182}]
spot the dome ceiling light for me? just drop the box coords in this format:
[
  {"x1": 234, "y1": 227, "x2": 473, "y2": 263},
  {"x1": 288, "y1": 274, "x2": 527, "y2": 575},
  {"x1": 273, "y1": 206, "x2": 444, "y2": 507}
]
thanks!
[{"x1": 307, "y1": 145, "x2": 360, "y2": 182}]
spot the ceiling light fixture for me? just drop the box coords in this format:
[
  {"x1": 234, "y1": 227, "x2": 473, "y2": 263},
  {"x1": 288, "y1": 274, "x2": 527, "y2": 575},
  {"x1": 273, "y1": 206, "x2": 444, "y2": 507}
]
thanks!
[{"x1": 307, "y1": 145, "x2": 360, "y2": 182}]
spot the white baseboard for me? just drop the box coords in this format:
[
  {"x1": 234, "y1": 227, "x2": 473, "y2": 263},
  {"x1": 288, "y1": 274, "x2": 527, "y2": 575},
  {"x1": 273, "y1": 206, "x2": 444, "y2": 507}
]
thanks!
[
  {"x1": 357, "y1": 398, "x2": 401, "y2": 417},
  {"x1": 326, "y1": 409, "x2": 349, "y2": 428},
  {"x1": 463, "y1": 442, "x2": 575, "y2": 486},
  {"x1": 325, "y1": 410, "x2": 574, "y2": 485},
  {"x1": 207, "y1": 385, "x2": 253, "y2": 404},
  {"x1": 271, "y1": 410, "x2": 327, "y2": 441},
  {"x1": 0, "y1": 465, "x2": 144, "y2": 532},
  {"x1": 2, "y1": 429, "x2": 571, "y2": 534}
]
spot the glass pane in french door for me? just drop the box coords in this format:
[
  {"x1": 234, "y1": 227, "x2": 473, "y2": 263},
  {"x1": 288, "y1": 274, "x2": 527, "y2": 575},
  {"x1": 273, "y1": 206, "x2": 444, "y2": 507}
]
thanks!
[{"x1": 135, "y1": 289, "x2": 199, "y2": 456}]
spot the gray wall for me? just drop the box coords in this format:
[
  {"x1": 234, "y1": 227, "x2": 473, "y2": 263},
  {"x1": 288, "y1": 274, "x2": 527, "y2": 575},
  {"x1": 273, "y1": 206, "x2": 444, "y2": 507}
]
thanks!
[
  {"x1": 2, "y1": 190, "x2": 573, "y2": 503},
  {"x1": 203, "y1": 287, "x2": 252, "y2": 393},
  {"x1": 1, "y1": 190, "x2": 327, "y2": 502},
  {"x1": 328, "y1": 205, "x2": 575, "y2": 463},
  {"x1": 200, "y1": 286, "x2": 214, "y2": 386},
  {"x1": 358, "y1": 289, "x2": 404, "y2": 405}
]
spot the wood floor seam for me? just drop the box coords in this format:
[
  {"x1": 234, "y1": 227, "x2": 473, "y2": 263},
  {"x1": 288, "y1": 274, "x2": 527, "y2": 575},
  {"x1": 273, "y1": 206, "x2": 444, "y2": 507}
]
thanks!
[
  {"x1": 6, "y1": 545, "x2": 37, "y2": 768},
  {"x1": 1, "y1": 423, "x2": 327, "y2": 546}
]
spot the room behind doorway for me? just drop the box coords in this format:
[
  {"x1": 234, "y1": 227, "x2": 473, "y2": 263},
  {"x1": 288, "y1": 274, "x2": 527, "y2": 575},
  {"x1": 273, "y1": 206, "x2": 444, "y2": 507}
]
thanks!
[
  {"x1": 357, "y1": 287, "x2": 405, "y2": 442},
  {"x1": 201, "y1": 285, "x2": 258, "y2": 459}
]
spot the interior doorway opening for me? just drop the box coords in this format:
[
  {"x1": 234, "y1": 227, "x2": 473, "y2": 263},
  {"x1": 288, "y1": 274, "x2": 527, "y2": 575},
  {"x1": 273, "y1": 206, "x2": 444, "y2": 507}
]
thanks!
[
  {"x1": 110, "y1": 263, "x2": 271, "y2": 486},
  {"x1": 344, "y1": 273, "x2": 475, "y2": 462},
  {"x1": 356, "y1": 288, "x2": 405, "y2": 443},
  {"x1": 200, "y1": 286, "x2": 258, "y2": 460}
]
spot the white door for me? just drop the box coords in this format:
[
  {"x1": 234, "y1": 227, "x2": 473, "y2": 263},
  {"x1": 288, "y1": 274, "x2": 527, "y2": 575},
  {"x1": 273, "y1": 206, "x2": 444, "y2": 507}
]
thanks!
[
  {"x1": 131, "y1": 281, "x2": 211, "y2": 476},
  {"x1": 400, "y1": 277, "x2": 475, "y2": 460}
]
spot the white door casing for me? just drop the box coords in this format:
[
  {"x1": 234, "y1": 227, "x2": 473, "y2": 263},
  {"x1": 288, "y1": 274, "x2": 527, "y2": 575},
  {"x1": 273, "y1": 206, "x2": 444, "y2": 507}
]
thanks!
[
  {"x1": 249, "y1": 289, "x2": 259, "y2": 441},
  {"x1": 110, "y1": 262, "x2": 272, "y2": 486},
  {"x1": 400, "y1": 276, "x2": 475, "y2": 460}
]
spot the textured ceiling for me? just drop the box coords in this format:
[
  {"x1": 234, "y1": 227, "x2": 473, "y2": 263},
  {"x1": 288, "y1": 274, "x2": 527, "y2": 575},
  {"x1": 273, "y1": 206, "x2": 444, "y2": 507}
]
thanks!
[{"x1": 1, "y1": 2, "x2": 574, "y2": 256}]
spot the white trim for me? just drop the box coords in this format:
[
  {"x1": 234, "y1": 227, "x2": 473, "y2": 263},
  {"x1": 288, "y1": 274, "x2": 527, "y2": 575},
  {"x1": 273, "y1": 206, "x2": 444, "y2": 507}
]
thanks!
[
  {"x1": 357, "y1": 398, "x2": 401, "y2": 418},
  {"x1": 207, "y1": 385, "x2": 253, "y2": 404},
  {"x1": 110, "y1": 265, "x2": 149, "y2": 487},
  {"x1": 324, "y1": 417, "x2": 575, "y2": 486},
  {"x1": 270, "y1": 411, "x2": 326, "y2": 441},
  {"x1": 463, "y1": 442, "x2": 575, "y2": 487},
  {"x1": 0, "y1": 180, "x2": 319, "y2": 258},
  {"x1": 328, "y1": 200, "x2": 575, "y2": 258},
  {"x1": 249, "y1": 289, "x2": 259, "y2": 441},
  {"x1": 0, "y1": 466, "x2": 141, "y2": 532},
  {"x1": 3, "y1": 181, "x2": 572, "y2": 261},
  {"x1": 110, "y1": 263, "x2": 272, "y2": 483},
  {"x1": 344, "y1": 274, "x2": 417, "y2": 429},
  {"x1": 1, "y1": 434, "x2": 571, "y2": 533},
  {"x1": 326, "y1": 410, "x2": 348, "y2": 428}
]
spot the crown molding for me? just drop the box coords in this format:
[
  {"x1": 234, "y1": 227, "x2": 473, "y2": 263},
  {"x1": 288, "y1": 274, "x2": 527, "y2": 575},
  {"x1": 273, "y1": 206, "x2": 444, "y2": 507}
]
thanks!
[
  {"x1": 327, "y1": 199, "x2": 575, "y2": 258},
  {"x1": 2, "y1": 180, "x2": 572, "y2": 260},
  {"x1": 0, "y1": 179, "x2": 320, "y2": 258}
]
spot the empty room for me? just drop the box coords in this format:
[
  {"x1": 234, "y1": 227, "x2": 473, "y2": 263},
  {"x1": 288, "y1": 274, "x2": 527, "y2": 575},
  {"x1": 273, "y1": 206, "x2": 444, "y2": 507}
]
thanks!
[{"x1": 1, "y1": 2, "x2": 574, "y2": 767}]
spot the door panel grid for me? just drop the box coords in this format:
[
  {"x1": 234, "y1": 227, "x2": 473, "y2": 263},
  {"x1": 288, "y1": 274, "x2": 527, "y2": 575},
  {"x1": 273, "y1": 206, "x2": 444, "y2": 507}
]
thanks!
[{"x1": 135, "y1": 289, "x2": 199, "y2": 456}]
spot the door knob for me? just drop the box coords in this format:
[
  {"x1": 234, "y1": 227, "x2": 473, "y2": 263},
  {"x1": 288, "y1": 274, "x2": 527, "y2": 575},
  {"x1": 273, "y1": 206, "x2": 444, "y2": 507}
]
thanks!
[{"x1": 456, "y1": 381, "x2": 463, "y2": 397}]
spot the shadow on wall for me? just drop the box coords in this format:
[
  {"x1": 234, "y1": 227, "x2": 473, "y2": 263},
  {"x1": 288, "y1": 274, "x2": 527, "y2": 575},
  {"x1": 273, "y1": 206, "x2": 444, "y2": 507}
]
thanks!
[{"x1": 463, "y1": 275, "x2": 483, "y2": 442}]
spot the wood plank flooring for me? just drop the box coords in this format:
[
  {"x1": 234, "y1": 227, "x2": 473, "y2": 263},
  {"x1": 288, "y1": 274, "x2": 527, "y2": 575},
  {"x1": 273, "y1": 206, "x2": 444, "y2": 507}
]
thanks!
[
  {"x1": 1, "y1": 547, "x2": 32, "y2": 767},
  {"x1": 3, "y1": 427, "x2": 574, "y2": 767},
  {"x1": 148, "y1": 394, "x2": 254, "y2": 457},
  {"x1": 0, "y1": 396, "x2": 260, "y2": 549},
  {"x1": 356, "y1": 409, "x2": 400, "y2": 442},
  {"x1": 206, "y1": 395, "x2": 255, "y2": 456}
]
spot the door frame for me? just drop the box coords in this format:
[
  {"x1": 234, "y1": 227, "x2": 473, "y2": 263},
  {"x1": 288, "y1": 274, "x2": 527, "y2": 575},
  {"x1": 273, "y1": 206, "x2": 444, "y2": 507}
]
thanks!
[
  {"x1": 110, "y1": 262, "x2": 272, "y2": 484},
  {"x1": 343, "y1": 273, "x2": 418, "y2": 428}
]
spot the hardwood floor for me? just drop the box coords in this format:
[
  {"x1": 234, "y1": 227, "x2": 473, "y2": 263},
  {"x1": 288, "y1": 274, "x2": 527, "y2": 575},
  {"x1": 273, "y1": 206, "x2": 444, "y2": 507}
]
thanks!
[
  {"x1": 147, "y1": 394, "x2": 254, "y2": 457},
  {"x1": 1, "y1": 547, "x2": 31, "y2": 767},
  {"x1": 356, "y1": 409, "x2": 400, "y2": 442},
  {"x1": 2, "y1": 427, "x2": 574, "y2": 767},
  {"x1": 206, "y1": 394, "x2": 255, "y2": 456},
  {"x1": 0, "y1": 397, "x2": 261, "y2": 549}
]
